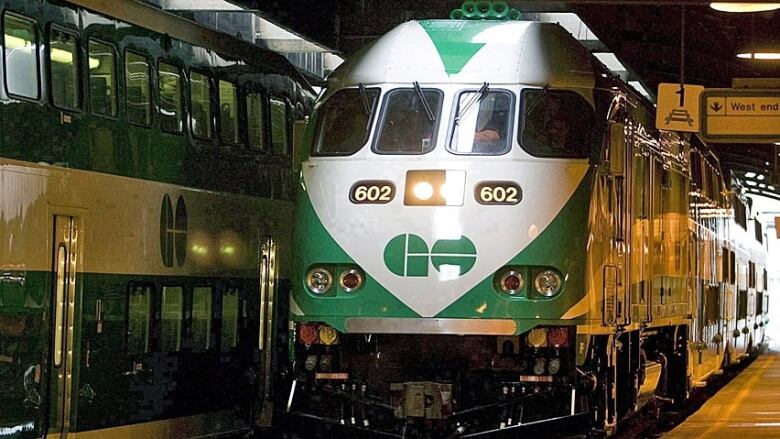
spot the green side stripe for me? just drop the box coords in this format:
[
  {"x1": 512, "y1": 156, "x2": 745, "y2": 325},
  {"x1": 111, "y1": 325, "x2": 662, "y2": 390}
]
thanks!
[{"x1": 419, "y1": 20, "x2": 491, "y2": 75}]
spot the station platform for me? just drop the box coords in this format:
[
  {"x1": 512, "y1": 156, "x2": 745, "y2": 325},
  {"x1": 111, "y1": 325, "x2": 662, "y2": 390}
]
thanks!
[{"x1": 664, "y1": 350, "x2": 780, "y2": 438}]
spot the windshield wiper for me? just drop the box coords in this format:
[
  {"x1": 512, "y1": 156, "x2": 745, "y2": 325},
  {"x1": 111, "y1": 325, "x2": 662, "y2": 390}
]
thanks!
[
  {"x1": 413, "y1": 81, "x2": 435, "y2": 122},
  {"x1": 358, "y1": 83, "x2": 372, "y2": 116},
  {"x1": 454, "y1": 82, "x2": 489, "y2": 126},
  {"x1": 525, "y1": 83, "x2": 550, "y2": 116}
]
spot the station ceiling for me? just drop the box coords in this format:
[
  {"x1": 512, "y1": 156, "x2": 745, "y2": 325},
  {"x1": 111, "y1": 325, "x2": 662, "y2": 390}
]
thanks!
[{"x1": 237, "y1": 0, "x2": 780, "y2": 198}]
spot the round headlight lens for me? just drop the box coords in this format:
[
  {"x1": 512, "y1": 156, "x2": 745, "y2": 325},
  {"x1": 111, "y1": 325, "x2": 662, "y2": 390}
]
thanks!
[
  {"x1": 499, "y1": 271, "x2": 524, "y2": 295},
  {"x1": 306, "y1": 268, "x2": 333, "y2": 295},
  {"x1": 339, "y1": 269, "x2": 363, "y2": 292},
  {"x1": 534, "y1": 270, "x2": 562, "y2": 297}
]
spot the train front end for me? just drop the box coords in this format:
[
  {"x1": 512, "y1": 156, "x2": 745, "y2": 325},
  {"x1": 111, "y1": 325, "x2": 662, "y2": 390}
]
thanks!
[{"x1": 288, "y1": 18, "x2": 602, "y2": 437}]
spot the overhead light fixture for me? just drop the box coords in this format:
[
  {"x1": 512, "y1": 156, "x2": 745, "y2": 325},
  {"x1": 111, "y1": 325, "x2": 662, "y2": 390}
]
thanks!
[
  {"x1": 737, "y1": 52, "x2": 780, "y2": 60},
  {"x1": 710, "y1": 3, "x2": 780, "y2": 12}
]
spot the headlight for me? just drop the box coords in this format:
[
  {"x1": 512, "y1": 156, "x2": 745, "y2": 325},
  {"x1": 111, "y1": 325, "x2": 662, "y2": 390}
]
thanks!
[
  {"x1": 306, "y1": 267, "x2": 333, "y2": 294},
  {"x1": 534, "y1": 270, "x2": 562, "y2": 297},
  {"x1": 339, "y1": 269, "x2": 364, "y2": 292},
  {"x1": 499, "y1": 270, "x2": 524, "y2": 295}
]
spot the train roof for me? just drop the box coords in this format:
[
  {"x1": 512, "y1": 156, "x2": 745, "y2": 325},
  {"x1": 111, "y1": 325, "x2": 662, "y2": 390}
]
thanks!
[
  {"x1": 66, "y1": 0, "x2": 313, "y2": 92},
  {"x1": 327, "y1": 19, "x2": 595, "y2": 90}
]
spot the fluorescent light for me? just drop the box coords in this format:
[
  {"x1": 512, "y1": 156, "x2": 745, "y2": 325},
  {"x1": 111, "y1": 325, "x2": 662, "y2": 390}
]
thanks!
[
  {"x1": 738, "y1": 52, "x2": 780, "y2": 60},
  {"x1": 593, "y1": 52, "x2": 626, "y2": 72},
  {"x1": 745, "y1": 172, "x2": 757, "y2": 178},
  {"x1": 628, "y1": 81, "x2": 652, "y2": 99},
  {"x1": 711, "y1": 3, "x2": 780, "y2": 12}
]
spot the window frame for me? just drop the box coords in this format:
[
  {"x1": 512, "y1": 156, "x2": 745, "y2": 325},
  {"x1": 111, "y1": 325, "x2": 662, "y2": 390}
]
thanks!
[
  {"x1": 46, "y1": 24, "x2": 81, "y2": 112},
  {"x1": 125, "y1": 283, "x2": 153, "y2": 356},
  {"x1": 245, "y1": 90, "x2": 269, "y2": 151},
  {"x1": 157, "y1": 58, "x2": 184, "y2": 135},
  {"x1": 123, "y1": 48, "x2": 153, "y2": 128},
  {"x1": 2, "y1": 11, "x2": 41, "y2": 101},
  {"x1": 159, "y1": 284, "x2": 184, "y2": 352},
  {"x1": 371, "y1": 87, "x2": 445, "y2": 156},
  {"x1": 191, "y1": 285, "x2": 214, "y2": 353},
  {"x1": 86, "y1": 37, "x2": 118, "y2": 120},
  {"x1": 518, "y1": 88, "x2": 596, "y2": 159},
  {"x1": 217, "y1": 78, "x2": 241, "y2": 146},
  {"x1": 311, "y1": 87, "x2": 381, "y2": 157},
  {"x1": 446, "y1": 88, "x2": 515, "y2": 156},
  {"x1": 188, "y1": 68, "x2": 214, "y2": 140},
  {"x1": 269, "y1": 95, "x2": 291, "y2": 156}
]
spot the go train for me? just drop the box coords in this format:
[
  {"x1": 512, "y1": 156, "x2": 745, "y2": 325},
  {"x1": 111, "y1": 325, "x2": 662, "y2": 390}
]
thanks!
[
  {"x1": 287, "y1": 4, "x2": 769, "y2": 437},
  {"x1": 0, "y1": 0, "x2": 313, "y2": 438}
]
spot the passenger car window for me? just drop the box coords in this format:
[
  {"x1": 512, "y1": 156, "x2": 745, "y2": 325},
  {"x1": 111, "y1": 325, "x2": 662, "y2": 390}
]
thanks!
[
  {"x1": 125, "y1": 51, "x2": 151, "y2": 126},
  {"x1": 48, "y1": 28, "x2": 79, "y2": 109},
  {"x1": 192, "y1": 287, "x2": 212, "y2": 353},
  {"x1": 313, "y1": 88, "x2": 379, "y2": 156},
  {"x1": 221, "y1": 287, "x2": 239, "y2": 352},
  {"x1": 520, "y1": 89, "x2": 595, "y2": 158},
  {"x1": 127, "y1": 286, "x2": 151, "y2": 355},
  {"x1": 246, "y1": 93, "x2": 266, "y2": 149},
  {"x1": 219, "y1": 80, "x2": 239, "y2": 144},
  {"x1": 88, "y1": 39, "x2": 117, "y2": 117},
  {"x1": 3, "y1": 14, "x2": 39, "y2": 99},
  {"x1": 375, "y1": 89, "x2": 442, "y2": 154},
  {"x1": 159, "y1": 61, "x2": 182, "y2": 133},
  {"x1": 190, "y1": 71, "x2": 212, "y2": 138},
  {"x1": 270, "y1": 98, "x2": 289, "y2": 155},
  {"x1": 160, "y1": 286, "x2": 183, "y2": 351},
  {"x1": 449, "y1": 90, "x2": 512, "y2": 155}
]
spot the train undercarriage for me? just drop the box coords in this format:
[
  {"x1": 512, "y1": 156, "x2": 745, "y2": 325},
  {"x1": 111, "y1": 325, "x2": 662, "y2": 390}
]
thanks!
[{"x1": 282, "y1": 323, "x2": 693, "y2": 438}]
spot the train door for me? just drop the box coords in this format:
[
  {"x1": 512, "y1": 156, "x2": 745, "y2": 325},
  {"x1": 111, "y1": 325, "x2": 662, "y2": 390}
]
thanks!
[
  {"x1": 48, "y1": 215, "x2": 81, "y2": 439},
  {"x1": 255, "y1": 236, "x2": 277, "y2": 427},
  {"x1": 605, "y1": 122, "x2": 629, "y2": 327},
  {"x1": 651, "y1": 159, "x2": 666, "y2": 320},
  {"x1": 631, "y1": 144, "x2": 651, "y2": 323}
]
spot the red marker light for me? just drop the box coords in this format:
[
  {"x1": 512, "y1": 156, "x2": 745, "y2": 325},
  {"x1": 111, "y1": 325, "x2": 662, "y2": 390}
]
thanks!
[{"x1": 299, "y1": 324, "x2": 319, "y2": 345}]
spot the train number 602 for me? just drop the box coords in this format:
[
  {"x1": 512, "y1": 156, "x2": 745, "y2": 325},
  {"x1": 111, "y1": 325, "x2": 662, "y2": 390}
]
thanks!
[
  {"x1": 475, "y1": 181, "x2": 522, "y2": 205},
  {"x1": 350, "y1": 181, "x2": 395, "y2": 204}
]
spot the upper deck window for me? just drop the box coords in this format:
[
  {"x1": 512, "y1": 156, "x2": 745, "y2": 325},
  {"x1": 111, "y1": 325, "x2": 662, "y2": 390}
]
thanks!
[
  {"x1": 219, "y1": 80, "x2": 239, "y2": 144},
  {"x1": 374, "y1": 88, "x2": 443, "y2": 155},
  {"x1": 88, "y1": 39, "x2": 117, "y2": 117},
  {"x1": 48, "y1": 28, "x2": 80, "y2": 110},
  {"x1": 448, "y1": 89, "x2": 513, "y2": 155},
  {"x1": 158, "y1": 61, "x2": 183, "y2": 133},
  {"x1": 190, "y1": 71, "x2": 212, "y2": 139},
  {"x1": 3, "y1": 13, "x2": 39, "y2": 99},
  {"x1": 270, "y1": 97, "x2": 289, "y2": 155},
  {"x1": 520, "y1": 89, "x2": 595, "y2": 159},
  {"x1": 125, "y1": 51, "x2": 152, "y2": 126},
  {"x1": 313, "y1": 87, "x2": 379, "y2": 156}
]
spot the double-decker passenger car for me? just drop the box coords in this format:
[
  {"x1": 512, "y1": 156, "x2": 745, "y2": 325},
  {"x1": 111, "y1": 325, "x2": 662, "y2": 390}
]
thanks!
[
  {"x1": 287, "y1": 3, "x2": 769, "y2": 437},
  {"x1": 0, "y1": 0, "x2": 314, "y2": 437}
]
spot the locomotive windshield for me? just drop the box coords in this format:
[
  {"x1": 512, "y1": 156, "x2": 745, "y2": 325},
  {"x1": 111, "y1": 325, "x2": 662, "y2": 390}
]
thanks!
[
  {"x1": 374, "y1": 88, "x2": 443, "y2": 155},
  {"x1": 313, "y1": 87, "x2": 379, "y2": 155},
  {"x1": 520, "y1": 89, "x2": 595, "y2": 158},
  {"x1": 449, "y1": 89, "x2": 513, "y2": 155}
]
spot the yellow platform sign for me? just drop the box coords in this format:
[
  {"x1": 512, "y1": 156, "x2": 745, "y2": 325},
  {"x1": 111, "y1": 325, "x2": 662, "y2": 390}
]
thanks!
[
  {"x1": 701, "y1": 89, "x2": 780, "y2": 143},
  {"x1": 656, "y1": 83, "x2": 704, "y2": 133}
]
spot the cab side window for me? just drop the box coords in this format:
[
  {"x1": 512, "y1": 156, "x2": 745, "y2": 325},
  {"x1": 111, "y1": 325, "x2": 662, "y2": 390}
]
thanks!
[
  {"x1": 520, "y1": 89, "x2": 595, "y2": 158},
  {"x1": 88, "y1": 39, "x2": 117, "y2": 117},
  {"x1": 3, "y1": 13, "x2": 39, "y2": 99}
]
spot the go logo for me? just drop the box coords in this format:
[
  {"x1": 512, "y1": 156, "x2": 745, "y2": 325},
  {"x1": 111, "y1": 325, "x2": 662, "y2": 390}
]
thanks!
[{"x1": 383, "y1": 234, "x2": 476, "y2": 277}]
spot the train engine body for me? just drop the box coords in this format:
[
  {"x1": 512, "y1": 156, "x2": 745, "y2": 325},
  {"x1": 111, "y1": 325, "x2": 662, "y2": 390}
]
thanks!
[{"x1": 287, "y1": 16, "x2": 768, "y2": 437}]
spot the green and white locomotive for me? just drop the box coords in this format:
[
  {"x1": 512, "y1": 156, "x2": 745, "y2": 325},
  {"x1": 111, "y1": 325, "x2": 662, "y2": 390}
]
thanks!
[{"x1": 288, "y1": 4, "x2": 769, "y2": 437}]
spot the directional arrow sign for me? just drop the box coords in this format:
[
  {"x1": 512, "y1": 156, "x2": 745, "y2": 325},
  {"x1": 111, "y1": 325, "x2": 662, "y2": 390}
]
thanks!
[{"x1": 701, "y1": 89, "x2": 780, "y2": 143}]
